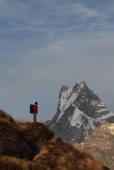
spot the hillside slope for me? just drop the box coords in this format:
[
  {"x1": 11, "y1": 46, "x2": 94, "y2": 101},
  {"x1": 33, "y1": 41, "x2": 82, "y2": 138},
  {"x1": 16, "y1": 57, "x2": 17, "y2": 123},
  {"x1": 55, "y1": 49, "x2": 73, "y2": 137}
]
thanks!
[
  {"x1": 74, "y1": 122, "x2": 114, "y2": 170},
  {"x1": 0, "y1": 109, "x2": 110, "y2": 170}
]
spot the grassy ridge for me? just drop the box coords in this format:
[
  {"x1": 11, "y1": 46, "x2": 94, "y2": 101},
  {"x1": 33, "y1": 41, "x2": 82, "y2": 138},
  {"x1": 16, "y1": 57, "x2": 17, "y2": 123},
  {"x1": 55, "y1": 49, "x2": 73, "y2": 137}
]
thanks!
[{"x1": 0, "y1": 109, "x2": 110, "y2": 170}]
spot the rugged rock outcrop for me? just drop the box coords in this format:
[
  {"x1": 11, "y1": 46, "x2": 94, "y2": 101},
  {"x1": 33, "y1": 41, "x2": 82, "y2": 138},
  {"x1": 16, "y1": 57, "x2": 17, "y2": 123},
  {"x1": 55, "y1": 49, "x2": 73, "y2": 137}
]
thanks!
[{"x1": 49, "y1": 81, "x2": 114, "y2": 143}]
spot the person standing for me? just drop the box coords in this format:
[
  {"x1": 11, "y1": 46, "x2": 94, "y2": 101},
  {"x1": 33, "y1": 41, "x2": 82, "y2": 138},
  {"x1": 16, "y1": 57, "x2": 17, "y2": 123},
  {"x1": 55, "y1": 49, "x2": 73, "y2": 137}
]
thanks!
[{"x1": 33, "y1": 102, "x2": 38, "y2": 122}]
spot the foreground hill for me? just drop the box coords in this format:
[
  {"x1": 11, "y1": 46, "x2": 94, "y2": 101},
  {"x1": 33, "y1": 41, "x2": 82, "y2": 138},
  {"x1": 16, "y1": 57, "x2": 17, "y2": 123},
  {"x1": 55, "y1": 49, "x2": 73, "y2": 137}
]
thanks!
[
  {"x1": 74, "y1": 122, "x2": 114, "y2": 170},
  {"x1": 0, "y1": 109, "x2": 110, "y2": 170},
  {"x1": 49, "y1": 81, "x2": 114, "y2": 143}
]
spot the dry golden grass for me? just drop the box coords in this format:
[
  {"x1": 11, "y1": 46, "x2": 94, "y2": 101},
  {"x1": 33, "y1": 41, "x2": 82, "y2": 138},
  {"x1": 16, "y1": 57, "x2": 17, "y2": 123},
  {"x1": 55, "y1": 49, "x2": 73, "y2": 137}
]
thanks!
[
  {"x1": 17, "y1": 121, "x2": 54, "y2": 147},
  {"x1": 33, "y1": 136, "x2": 110, "y2": 170},
  {"x1": 0, "y1": 156, "x2": 38, "y2": 170},
  {"x1": 0, "y1": 109, "x2": 15, "y2": 123}
]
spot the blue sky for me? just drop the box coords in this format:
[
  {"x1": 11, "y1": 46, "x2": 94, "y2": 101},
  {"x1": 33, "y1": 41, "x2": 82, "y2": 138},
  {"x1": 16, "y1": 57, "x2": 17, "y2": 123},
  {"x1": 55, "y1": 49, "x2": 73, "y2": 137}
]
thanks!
[{"x1": 0, "y1": 0, "x2": 114, "y2": 121}]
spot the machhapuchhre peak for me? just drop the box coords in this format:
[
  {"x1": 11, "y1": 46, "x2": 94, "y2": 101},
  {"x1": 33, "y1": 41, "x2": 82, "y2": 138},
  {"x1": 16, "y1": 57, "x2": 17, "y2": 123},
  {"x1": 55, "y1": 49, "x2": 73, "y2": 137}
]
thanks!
[{"x1": 49, "y1": 81, "x2": 114, "y2": 143}]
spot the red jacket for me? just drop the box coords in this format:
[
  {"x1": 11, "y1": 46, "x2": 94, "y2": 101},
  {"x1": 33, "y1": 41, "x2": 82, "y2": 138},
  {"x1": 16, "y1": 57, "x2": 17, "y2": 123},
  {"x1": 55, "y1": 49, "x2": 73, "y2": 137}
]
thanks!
[{"x1": 33, "y1": 104, "x2": 38, "y2": 113}]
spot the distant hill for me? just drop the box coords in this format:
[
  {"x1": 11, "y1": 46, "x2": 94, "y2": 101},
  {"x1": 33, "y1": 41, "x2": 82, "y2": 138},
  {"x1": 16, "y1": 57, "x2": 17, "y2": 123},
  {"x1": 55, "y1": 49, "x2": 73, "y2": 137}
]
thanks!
[
  {"x1": 49, "y1": 81, "x2": 114, "y2": 143},
  {"x1": 0, "y1": 109, "x2": 110, "y2": 170},
  {"x1": 74, "y1": 122, "x2": 114, "y2": 170}
]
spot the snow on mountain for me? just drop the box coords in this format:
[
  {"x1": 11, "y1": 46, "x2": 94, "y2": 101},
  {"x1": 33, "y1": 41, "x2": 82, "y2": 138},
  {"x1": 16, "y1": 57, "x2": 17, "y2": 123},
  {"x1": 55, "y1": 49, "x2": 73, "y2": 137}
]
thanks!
[{"x1": 49, "y1": 81, "x2": 114, "y2": 143}]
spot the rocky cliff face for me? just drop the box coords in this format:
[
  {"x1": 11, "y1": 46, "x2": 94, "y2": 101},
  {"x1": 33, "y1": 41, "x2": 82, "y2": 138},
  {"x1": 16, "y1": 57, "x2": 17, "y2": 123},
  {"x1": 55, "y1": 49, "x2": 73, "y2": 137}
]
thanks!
[
  {"x1": 74, "y1": 122, "x2": 114, "y2": 170},
  {"x1": 49, "y1": 81, "x2": 114, "y2": 143},
  {"x1": 0, "y1": 109, "x2": 109, "y2": 170}
]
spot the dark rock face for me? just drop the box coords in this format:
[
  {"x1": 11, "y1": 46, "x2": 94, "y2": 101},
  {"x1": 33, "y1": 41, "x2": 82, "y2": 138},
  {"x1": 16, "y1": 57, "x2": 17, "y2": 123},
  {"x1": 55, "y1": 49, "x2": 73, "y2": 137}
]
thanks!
[{"x1": 49, "y1": 81, "x2": 114, "y2": 143}]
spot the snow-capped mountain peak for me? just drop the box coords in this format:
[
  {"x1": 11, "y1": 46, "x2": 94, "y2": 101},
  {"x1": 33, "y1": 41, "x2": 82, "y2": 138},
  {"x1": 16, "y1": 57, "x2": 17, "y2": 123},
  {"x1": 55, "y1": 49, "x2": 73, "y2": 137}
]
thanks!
[
  {"x1": 74, "y1": 80, "x2": 87, "y2": 90},
  {"x1": 49, "y1": 81, "x2": 114, "y2": 143},
  {"x1": 59, "y1": 81, "x2": 87, "y2": 112}
]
